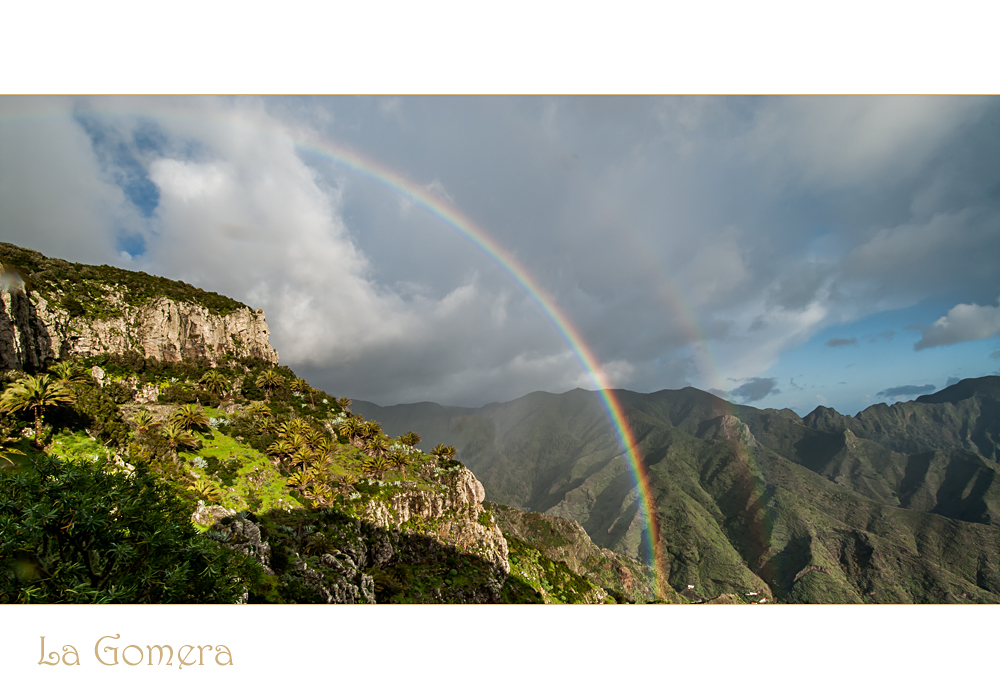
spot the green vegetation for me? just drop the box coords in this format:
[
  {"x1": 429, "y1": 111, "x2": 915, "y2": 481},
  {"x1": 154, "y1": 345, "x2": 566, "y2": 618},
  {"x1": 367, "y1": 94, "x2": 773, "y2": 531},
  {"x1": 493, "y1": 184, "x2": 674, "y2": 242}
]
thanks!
[
  {"x1": 0, "y1": 455, "x2": 252, "y2": 603},
  {"x1": 0, "y1": 375, "x2": 75, "y2": 448},
  {"x1": 0, "y1": 242, "x2": 249, "y2": 319},
  {"x1": 358, "y1": 379, "x2": 1000, "y2": 604},
  {"x1": 0, "y1": 344, "x2": 610, "y2": 603},
  {"x1": 485, "y1": 502, "x2": 670, "y2": 602}
]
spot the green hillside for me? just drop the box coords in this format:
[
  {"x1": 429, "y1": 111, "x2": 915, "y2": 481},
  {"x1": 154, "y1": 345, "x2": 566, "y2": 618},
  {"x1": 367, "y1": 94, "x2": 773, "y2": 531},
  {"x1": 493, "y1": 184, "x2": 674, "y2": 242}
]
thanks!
[
  {"x1": 0, "y1": 355, "x2": 624, "y2": 604},
  {"x1": 357, "y1": 379, "x2": 1000, "y2": 603}
]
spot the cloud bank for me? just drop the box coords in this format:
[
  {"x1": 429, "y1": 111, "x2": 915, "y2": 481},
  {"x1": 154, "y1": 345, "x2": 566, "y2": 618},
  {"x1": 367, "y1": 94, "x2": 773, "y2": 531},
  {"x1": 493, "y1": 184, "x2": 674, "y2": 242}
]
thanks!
[{"x1": 2, "y1": 95, "x2": 1000, "y2": 410}]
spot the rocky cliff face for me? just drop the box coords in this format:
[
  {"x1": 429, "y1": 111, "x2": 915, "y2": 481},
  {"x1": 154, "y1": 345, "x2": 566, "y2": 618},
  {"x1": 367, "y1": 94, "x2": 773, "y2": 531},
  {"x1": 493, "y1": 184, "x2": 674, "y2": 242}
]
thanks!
[
  {"x1": 205, "y1": 467, "x2": 515, "y2": 604},
  {"x1": 0, "y1": 284, "x2": 53, "y2": 371},
  {"x1": 0, "y1": 284, "x2": 278, "y2": 370},
  {"x1": 361, "y1": 466, "x2": 510, "y2": 573}
]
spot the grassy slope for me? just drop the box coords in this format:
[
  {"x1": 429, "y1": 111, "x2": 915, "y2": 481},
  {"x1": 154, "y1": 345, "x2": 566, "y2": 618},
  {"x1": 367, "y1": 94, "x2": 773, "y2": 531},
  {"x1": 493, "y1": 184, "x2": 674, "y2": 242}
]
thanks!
[{"x1": 8, "y1": 356, "x2": 621, "y2": 603}]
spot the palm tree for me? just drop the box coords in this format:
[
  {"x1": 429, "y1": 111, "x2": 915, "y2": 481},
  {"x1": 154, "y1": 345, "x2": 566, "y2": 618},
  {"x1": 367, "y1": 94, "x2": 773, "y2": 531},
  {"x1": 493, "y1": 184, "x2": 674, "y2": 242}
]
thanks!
[
  {"x1": 255, "y1": 369, "x2": 285, "y2": 399},
  {"x1": 338, "y1": 415, "x2": 363, "y2": 446},
  {"x1": 0, "y1": 375, "x2": 75, "y2": 448},
  {"x1": 313, "y1": 436, "x2": 341, "y2": 467},
  {"x1": 245, "y1": 401, "x2": 272, "y2": 420},
  {"x1": 266, "y1": 438, "x2": 293, "y2": 461},
  {"x1": 387, "y1": 449, "x2": 408, "y2": 477},
  {"x1": 430, "y1": 443, "x2": 457, "y2": 462},
  {"x1": 48, "y1": 360, "x2": 90, "y2": 388},
  {"x1": 276, "y1": 418, "x2": 310, "y2": 441},
  {"x1": 199, "y1": 370, "x2": 231, "y2": 398},
  {"x1": 360, "y1": 420, "x2": 382, "y2": 440},
  {"x1": 289, "y1": 377, "x2": 315, "y2": 408},
  {"x1": 363, "y1": 455, "x2": 390, "y2": 479},
  {"x1": 159, "y1": 423, "x2": 201, "y2": 452},
  {"x1": 337, "y1": 396, "x2": 352, "y2": 412},
  {"x1": 170, "y1": 404, "x2": 210, "y2": 432},
  {"x1": 399, "y1": 431, "x2": 421, "y2": 448},
  {"x1": 365, "y1": 433, "x2": 389, "y2": 457},
  {"x1": 132, "y1": 409, "x2": 161, "y2": 434},
  {"x1": 289, "y1": 447, "x2": 315, "y2": 471},
  {"x1": 285, "y1": 467, "x2": 315, "y2": 492}
]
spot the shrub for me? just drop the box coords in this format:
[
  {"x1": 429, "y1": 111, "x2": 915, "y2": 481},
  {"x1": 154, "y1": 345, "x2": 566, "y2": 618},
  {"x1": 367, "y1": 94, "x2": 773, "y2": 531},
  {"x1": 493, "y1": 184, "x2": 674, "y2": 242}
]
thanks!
[
  {"x1": 70, "y1": 385, "x2": 130, "y2": 446},
  {"x1": 104, "y1": 382, "x2": 134, "y2": 405},
  {"x1": 158, "y1": 384, "x2": 217, "y2": 407},
  {"x1": 0, "y1": 456, "x2": 255, "y2": 603}
]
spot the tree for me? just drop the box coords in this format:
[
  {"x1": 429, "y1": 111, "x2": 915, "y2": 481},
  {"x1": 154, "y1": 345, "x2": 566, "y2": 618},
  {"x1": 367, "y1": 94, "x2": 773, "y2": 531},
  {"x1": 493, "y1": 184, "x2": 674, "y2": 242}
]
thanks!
[
  {"x1": 363, "y1": 455, "x2": 390, "y2": 479},
  {"x1": 47, "y1": 360, "x2": 90, "y2": 388},
  {"x1": 159, "y1": 423, "x2": 201, "y2": 452},
  {"x1": 199, "y1": 370, "x2": 231, "y2": 399},
  {"x1": 360, "y1": 420, "x2": 382, "y2": 440},
  {"x1": 254, "y1": 369, "x2": 285, "y2": 399},
  {"x1": 289, "y1": 377, "x2": 315, "y2": 409},
  {"x1": 337, "y1": 396, "x2": 352, "y2": 412},
  {"x1": 338, "y1": 416, "x2": 363, "y2": 446},
  {"x1": 387, "y1": 449, "x2": 408, "y2": 477},
  {"x1": 365, "y1": 433, "x2": 389, "y2": 457},
  {"x1": 0, "y1": 375, "x2": 75, "y2": 448},
  {"x1": 170, "y1": 404, "x2": 210, "y2": 433},
  {"x1": 0, "y1": 455, "x2": 252, "y2": 603},
  {"x1": 399, "y1": 431, "x2": 421, "y2": 448},
  {"x1": 276, "y1": 418, "x2": 310, "y2": 441},
  {"x1": 430, "y1": 443, "x2": 457, "y2": 461},
  {"x1": 245, "y1": 401, "x2": 272, "y2": 420},
  {"x1": 132, "y1": 409, "x2": 161, "y2": 434}
]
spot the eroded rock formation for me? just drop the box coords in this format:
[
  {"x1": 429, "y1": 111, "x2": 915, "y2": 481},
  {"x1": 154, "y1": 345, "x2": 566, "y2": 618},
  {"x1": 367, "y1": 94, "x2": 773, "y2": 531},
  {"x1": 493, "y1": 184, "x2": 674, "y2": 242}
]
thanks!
[{"x1": 0, "y1": 286, "x2": 278, "y2": 370}]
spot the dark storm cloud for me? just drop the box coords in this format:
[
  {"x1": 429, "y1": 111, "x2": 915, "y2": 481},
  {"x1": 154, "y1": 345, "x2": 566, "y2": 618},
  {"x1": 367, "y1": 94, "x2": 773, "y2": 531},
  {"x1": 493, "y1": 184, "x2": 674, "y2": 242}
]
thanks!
[
  {"x1": 731, "y1": 377, "x2": 780, "y2": 403},
  {"x1": 877, "y1": 384, "x2": 935, "y2": 399},
  {"x1": 825, "y1": 337, "x2": 857, "y2": 348},
  {"x1": 4, "y1": 95, "x2": 1000, "y2": 408}
]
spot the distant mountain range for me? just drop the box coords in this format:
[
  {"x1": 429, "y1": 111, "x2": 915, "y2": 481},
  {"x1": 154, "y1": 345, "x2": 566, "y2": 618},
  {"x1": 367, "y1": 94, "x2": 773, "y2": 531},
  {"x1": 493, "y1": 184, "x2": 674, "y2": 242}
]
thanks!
[{"x1": 355, "y1": 377, "x2": 1000, "y2": 603}]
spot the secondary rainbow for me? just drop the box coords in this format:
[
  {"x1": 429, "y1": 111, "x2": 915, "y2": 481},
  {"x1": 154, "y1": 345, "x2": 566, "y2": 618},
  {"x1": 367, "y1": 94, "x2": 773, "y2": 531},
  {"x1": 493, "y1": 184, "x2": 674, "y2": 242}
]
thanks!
[{"x1": 293, "y1": 136, "x2": 666, "y2": 587}]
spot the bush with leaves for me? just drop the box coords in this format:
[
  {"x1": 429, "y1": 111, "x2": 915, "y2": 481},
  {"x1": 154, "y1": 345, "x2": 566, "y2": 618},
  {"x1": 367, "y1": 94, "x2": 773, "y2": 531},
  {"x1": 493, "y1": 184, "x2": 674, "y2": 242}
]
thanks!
[
  {"x1": 158, "y1": 383, "x2": 217, "y2": 407},
  {"x1": 71, "y1": 384, "x2": 130, "y2": 446},
  {"x1": 0, "y1": 456, "x2": 258, "y2": 603}
]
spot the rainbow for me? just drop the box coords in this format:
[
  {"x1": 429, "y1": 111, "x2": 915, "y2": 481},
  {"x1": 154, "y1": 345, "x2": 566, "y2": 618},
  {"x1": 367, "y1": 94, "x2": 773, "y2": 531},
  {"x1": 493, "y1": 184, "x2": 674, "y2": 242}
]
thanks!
[
  {"x1": 290, "y1": 136, "x2": 669, "y2": 591},
  {"x1": 0, "y1": 103, "x2": 680, "y2": 593}
]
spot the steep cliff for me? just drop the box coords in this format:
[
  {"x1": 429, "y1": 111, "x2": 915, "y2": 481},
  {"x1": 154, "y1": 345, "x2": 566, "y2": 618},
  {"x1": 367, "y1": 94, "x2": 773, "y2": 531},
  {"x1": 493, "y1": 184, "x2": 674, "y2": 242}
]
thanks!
[{"x1": 0, "y1": 243, "x2": 278, "y2": 369}]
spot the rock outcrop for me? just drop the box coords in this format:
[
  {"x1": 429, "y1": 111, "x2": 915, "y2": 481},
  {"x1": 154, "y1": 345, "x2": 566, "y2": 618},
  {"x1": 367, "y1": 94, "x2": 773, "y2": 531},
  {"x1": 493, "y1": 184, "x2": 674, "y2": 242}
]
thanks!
[
  {"x1": 0, "y1": 282, "x2": 54, "y2": 371},
  {"x1": 361, "y1": 466, "x2": 510, "y2": 573},
  {"x1": 0, "y1": 285, "x2": 278, "y2": 370}
]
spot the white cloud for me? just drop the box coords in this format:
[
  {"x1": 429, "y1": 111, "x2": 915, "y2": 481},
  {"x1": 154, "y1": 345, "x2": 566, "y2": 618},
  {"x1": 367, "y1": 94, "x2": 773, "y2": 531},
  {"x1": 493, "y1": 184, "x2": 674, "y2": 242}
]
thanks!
[
  {"x1": 0, "y1": 96, "x2": 131, "y2": 264},
  {"x1": 915, "y1": 297, "x2": 1000, "y2": 350}
]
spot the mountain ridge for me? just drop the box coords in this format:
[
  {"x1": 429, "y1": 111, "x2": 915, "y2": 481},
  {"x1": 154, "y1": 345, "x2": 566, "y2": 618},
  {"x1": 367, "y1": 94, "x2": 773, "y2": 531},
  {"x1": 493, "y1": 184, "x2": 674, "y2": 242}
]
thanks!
[{"x1": 357, "y1": 377, "x2": 1000, "y2": 603}]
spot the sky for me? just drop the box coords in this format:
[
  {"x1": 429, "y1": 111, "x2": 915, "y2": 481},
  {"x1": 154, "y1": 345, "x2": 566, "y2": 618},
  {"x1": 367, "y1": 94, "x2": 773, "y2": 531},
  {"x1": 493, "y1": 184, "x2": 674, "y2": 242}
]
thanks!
[{"x1": 2, "y1": 95, "x2": 999, "y2": 416}]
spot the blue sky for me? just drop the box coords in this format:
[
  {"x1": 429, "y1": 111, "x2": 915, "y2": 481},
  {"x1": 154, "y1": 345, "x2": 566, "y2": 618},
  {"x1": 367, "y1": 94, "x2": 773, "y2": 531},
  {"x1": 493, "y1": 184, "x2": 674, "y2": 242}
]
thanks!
[{"x1": 1, "y1": 95, "x2": 999, "y2": 415}]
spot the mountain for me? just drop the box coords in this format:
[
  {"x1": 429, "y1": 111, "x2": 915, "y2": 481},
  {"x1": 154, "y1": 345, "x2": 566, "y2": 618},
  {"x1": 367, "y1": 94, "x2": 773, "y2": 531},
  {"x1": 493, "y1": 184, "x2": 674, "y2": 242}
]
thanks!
[
  {"x1": 0, "y1": 242, "x2": 648, "y2": 604},
  {"x1": 801, "y1": 376, "x2": 1000, "y2": 460},
  {"x1": 0, "y1": 242, "x2": 277, "y2": 371},
  {"x1": 356, "y1": 380, "x2": 1000, "y2": 603}
]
